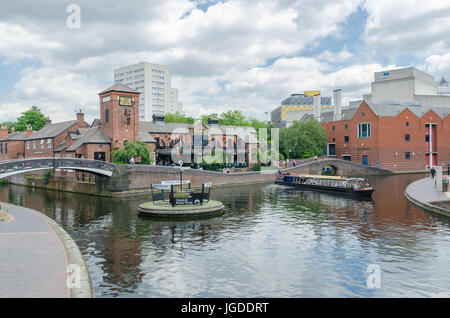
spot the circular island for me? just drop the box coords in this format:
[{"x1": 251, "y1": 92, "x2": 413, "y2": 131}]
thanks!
[{"x1": 138, "y1": 200, "x2": 225, "y2": 218}]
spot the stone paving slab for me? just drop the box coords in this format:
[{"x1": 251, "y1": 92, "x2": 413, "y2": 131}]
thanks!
[
  {"x1": 405, "y1": 177, "x2": 450, "y2": 203},
  {"x1": 405, "y1": 177, "x2": 450, "y2": 217},
  {"x1": 0, "y1": 202, "x2": 70, "y2": 298}
]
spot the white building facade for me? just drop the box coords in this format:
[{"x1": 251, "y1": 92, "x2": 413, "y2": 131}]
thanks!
[
  {"x1": 114, "y1": 62, "x2": 183, "y2": 120},
  {"x1": 362, "y1": 67, "x2": 450, "y2": 108}
]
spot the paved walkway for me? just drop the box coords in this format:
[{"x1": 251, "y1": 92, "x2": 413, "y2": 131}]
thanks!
[
  {"x1": 405, "y1": 177, "x2": 450, "y2": 217},
  {"x1": 0, "y1": 202, "x2": 70, "y2": 298}
]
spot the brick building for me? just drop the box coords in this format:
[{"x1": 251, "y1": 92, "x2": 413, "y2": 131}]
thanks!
[
  {"x1": 308, "y1": 101, "x2": 450, "y2": 172},
  {"x1": 1, "y1": 83, "x2": 259, "y2": 167}
]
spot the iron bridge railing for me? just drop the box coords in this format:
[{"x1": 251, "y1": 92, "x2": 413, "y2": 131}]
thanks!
[{"x1": 0, "y1": 158, "x2": 116, "y2": 177}]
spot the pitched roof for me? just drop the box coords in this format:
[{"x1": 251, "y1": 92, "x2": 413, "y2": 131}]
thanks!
[
  {"x1": 65, "y1": 128, "x2": 111, "y2": 152},
  {"x1": 26, "y1": 120, "x2": 79, "y2": 140},
  {"x1": 99, "y1": 83, "x2": 140, "y2": 95},
  {"x1": 0, "y1": 131, "x2": 28, "y2": 141},
  {"x1": 306, "y1": 102, "x2": 450, "y2": 123}
]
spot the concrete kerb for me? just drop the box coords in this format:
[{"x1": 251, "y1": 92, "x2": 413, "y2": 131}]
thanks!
[
  {"x1": 0, "y1": 201, "x2": 94, "y2": 298},
  {"x1": 405, "y1": 188, "x2": 450, "y2": 218},
  {"x1": 47, "y1": 220, "x2": 94, "y2": 298}
]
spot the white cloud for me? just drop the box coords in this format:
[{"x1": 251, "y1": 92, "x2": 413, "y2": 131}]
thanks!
[
  {"x1": 363, "y1": 0, "x2": 450, "y2": 56},
  {"x1": 423, "y1": 53, "x2": 450, "y2": 79}
]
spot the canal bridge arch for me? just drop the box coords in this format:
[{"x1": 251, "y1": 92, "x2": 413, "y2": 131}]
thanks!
[
  {"x1": 0, "y1": 158, "x2": 115, "y2": 179},
  {"x1": 284, "y1": 158, "x2": 391, "y2": 176}
]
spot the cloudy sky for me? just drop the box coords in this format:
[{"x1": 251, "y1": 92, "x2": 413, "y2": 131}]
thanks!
[{"x1": 1, "y1": 0, "x2": 450, "y2": 124}]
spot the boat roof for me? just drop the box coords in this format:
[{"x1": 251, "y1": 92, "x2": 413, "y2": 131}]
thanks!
[{"x1": 286, "y1": 174, "x2": 366, "y2": 181}]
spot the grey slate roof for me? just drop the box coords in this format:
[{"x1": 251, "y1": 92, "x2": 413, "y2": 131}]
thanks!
[
  {"x1": 0, "y1": 131, "x2": 27, "y2": 141},
  {"x1": 305, "y1": 102, "x2": 450, "y2": 123},
  {"x1": 26, "y1": 120, "x2": 79, "y2": 140},
  {"x1": 65, "y1": 128, "x2": 111, "y2": 152},
  {"x1": 99, "y1": 83, "x2": 140, "y2": 95},
  {"x1": 139, "y1": 121, "x2": 192, "y2": 134}
]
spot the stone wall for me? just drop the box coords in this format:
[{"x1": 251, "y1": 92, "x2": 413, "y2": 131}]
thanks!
[{"x1": 96, "y1": 158, "x2": 391, "y2": 195}]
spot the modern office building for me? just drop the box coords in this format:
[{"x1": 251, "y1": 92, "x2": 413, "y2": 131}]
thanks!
[
  {"x1": 362, "y1": 67, "x2": 450, "y2": 108},
  {"x1": 271, "y1": 91, "x2": 333, "y2": 128},
  {"x1": 113, "y1": 62, "x2": 183, "y2": 120}
]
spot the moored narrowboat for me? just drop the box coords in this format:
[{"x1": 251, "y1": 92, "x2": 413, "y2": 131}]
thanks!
[{"x1": 275, "y1": 173, "x2": 374, "y2": 197}]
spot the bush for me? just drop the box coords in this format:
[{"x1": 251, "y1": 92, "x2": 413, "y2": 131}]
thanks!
[{"x1": 43, "y1": 170, "x2": 54, "y2": 184}]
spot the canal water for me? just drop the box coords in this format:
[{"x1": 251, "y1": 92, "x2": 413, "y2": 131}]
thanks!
[{"x1": 1, "y1": 173, "x2": 450, "y2": 297}]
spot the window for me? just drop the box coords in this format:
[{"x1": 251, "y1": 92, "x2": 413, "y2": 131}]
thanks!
[
  {"x1": 345, "y1": 124, "x2": 348, "y2": 130},
  {"x1": 4, "y1": 143, "x2": 7, "y2": 154},
  {"x1": 425, "y1": 135, "x2": 430, "y2": 142},
  {"x1": 27, "y1": 141, "x2": 30, "y2": 150},
  {"x1": 358, "y1": 123, "x2": 371, "y2": 138},
  {"x1": 405, "y1": 122, "x2": 409, "y2": 127},
  {"x1": 47, "y1": 139, "x2": 52, "y2": 149},
  {"x1": 0, "y1": 143, "x2": 3, "y2": 153},
  {"x1": 344, "y1": 136, "x2": 349, "y2": 143},
  {"x1": 105, "y1": 108, "x2": 110, "y2": 123},
  {"x1": 332, "y1": 126, "x2": 335, "y2": 131},
  {"x1": 33, "y1": 140, "x2": 36, "y2": 149},
  {"x1": 405, "y1": 152, "x2": 411, "y2": 159},
  {"x1": 405, "y1": 134, "x2": 410, "y2": 142},
  {"x1": 40, "y1": 140, "x2": 44, "y2": 149},
  {"x1": 332, "y1": 137, "x2": 335, "y2": 142}
]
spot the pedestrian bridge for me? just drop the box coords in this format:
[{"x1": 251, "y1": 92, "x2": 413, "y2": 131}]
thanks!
[{"x1": 0, "y1": 158, "x2": 116, "y2": 179}]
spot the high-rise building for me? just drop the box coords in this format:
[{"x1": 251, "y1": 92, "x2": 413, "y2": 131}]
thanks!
[{"x1": 113, "y1": 62, "x2": 183, "y2": 121}]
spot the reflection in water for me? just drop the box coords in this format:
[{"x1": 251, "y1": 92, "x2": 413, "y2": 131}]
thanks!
[{"x1": 1, "y1": 174, "x2": 450, "y2": 297}]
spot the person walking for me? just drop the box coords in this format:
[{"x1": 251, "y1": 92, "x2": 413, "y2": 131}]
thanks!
[
  {"x1": 430, "y1": 166, "x2": 436, "y2": 178},
  {"x1": 129, "y1": 157, "x2": 135, "y2": 165}
]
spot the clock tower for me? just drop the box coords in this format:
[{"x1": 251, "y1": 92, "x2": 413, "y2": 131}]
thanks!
[{"x1": 99, "y1": 83, "x2": 140, "y2": 150}]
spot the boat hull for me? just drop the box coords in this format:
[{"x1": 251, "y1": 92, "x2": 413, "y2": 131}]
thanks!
[{"x1": 275, "y1": 180, "x2": 374, "y2": 197}]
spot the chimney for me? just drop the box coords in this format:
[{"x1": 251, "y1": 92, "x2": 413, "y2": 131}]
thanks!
[
  {"x1": 333, "y1": 89, "x2": 342, "y2": 121},
  {"x1": 0, "y1": 126, "x2": 8, "y2": 139},
  {"x1": 26, "y1": 125, "x2": 33, "y2": 138},
  {"x1": 45, "y1": 116, "x2": 52, "y2": 126},
  {"x1": 313, "y1": 94, "x2": 321, "y2": 122},
  {"x1": 77, "y1": 109, "x2": 85, "y2": 123},
  {"x1": 207, "y1": 117, "x2": 219, "y2": 126}
]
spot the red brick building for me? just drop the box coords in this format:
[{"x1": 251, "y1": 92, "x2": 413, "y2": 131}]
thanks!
[
  {"x1": 310, "y1": 101, "x2": 450, "y2": 172},
  {"x1": 0, "y1": 83, "x2": 259, "y2": 166}
]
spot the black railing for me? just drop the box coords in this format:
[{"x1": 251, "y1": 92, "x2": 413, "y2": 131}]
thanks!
[{"x1": 0, "y1": 158, "x2": 116, "y2": 177}]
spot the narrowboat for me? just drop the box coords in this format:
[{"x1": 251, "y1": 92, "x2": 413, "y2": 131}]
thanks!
[{"x1": 275, "y1": 173, "x2": 374, "y2": 197}]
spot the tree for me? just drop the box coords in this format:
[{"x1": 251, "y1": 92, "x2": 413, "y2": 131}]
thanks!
[
  {"x1": 15, "y1": 106, "x2": 47, "y2": 131},
  {"x1": 164, "y1": 112, "x2": 195, "y2": 124},
  {"x1": 279, "y1": 119, "x2": 327, "y2": 159},
  {"x1": 0, "y1": 121, "x2": 16, "y2": 133},
  {"x1": 219, "y1": 110, "x2": 250, "y2": 126},
  {"x1": 112, "y1": 141, "x2": 153, "y2": 165}
]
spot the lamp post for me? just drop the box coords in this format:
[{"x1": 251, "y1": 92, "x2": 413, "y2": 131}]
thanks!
[{"x1": 179, "y1": 160, "x2": 184, "y2": 190}]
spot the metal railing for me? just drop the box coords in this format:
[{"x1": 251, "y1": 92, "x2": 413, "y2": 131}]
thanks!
[{"x1": 0, "y1": 158, "x2": 116, "y2": 177}]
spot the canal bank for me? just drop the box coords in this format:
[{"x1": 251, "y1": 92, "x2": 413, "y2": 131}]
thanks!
[
  {"x1": 4, "y1": 158, "x2": 391, "y2": 197},
  {"x1": 0, "y1": 201, "x2": 93, "y2": 298},
  {"x1": 405, "y1": 177, "x2": 450, "y2": 217}
]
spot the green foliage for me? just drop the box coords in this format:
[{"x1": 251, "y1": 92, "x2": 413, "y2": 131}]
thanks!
[
  {"x1": 218, "y1": 110, "x2": 251, "y2": 126},
  {"x1": 279, "y1": 119, "x2": 327, "y2": 159},
  {"x1": 15, "y1": 106, "x2": 47, "y2": 132},
  {"x1": 164, "y1": 112, "x2": 195, "y2": 124},
  {"x1": 251, "y1": 164, "x2": 261, "y2": 171},
  {"x1": 43, "y1": 170, "x2": 54, "y2": 184},
  {"x1": 0, "y1": 121, "x2": 16, "y2": 133},
  {"x1": 112, "y1": 141, "x2": 153, "y2": 165}
]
